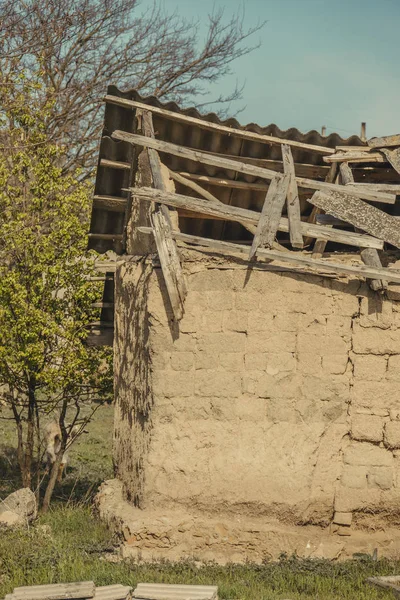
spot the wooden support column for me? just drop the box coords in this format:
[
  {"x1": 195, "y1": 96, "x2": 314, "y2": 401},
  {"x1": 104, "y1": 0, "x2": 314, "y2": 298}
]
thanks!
[
  {"x1": 282, "y1": 144, "x2": 303, "y2": 248},
  {"x1": 249, "y1": 173, "x2": 290, "y2": 260},
  {"x1": 142, "y1": 111, "x2": 187, "y2": 320}
]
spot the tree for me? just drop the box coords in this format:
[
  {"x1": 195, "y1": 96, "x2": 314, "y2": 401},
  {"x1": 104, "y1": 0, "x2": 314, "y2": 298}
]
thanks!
[
  {"x1": 0, "y1": 75, "x2": 113, "y2": 511},
  {"x1": 0, "y1": 0, "x2": 264, "y2": 175}
]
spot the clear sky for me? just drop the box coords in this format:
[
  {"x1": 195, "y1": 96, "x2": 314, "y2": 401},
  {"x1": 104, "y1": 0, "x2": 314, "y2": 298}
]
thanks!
[{"x1": 152, "y1": 0, "x2": 400, "y2": 139}]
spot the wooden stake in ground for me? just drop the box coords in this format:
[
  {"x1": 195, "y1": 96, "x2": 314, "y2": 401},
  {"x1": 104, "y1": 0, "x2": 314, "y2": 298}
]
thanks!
[{"x1": 282, "y1": 144, "x2": 303, "y2": 248}]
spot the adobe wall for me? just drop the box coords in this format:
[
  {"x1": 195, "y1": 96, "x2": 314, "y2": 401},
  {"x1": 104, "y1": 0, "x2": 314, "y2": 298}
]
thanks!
[{"x1": 104, "y1": 251, "x2": 400, "y2": 562}]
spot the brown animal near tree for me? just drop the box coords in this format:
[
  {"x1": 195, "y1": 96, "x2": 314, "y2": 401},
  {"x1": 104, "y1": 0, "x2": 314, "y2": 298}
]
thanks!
[{"x1": 43, "y1": 421, "x2": 87, "y2": 483}]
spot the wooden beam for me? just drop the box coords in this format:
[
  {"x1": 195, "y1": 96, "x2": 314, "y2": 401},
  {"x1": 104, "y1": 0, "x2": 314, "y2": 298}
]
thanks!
[
  {"x1": 368, "y1": 134, "x2": 400, "y2": 149},
  {"x1": 128, "y1": 186, "x2": 384, "y2": 250},
  {"x1": 308, "y1": 190, "x2": 400, "y2": 249},
  {"x1": 345, "y1": 182, "x2": 400, "y2": 194},
  {"x1": 93, "y1": 195, "x2": 127, "y2": 212},
  {"x1": 99, "y1": 158, "x2": 131, "y2": 170},
  {"x1": 138, "y1": 227, "x2": 400, "y2": 284},
  {"x1": 282, "y1": 144, "x2": 303, "y2": 248},
  {"x1": 88, "y1": 233, "x2": 124, "y2": 241},
  {"x1": 380, "y1": 147, "x2": 400, "y2": 175},
  {"x1": 142, "y1": 111, "x2": 187, "y2": 320},
  {"x1": 169, "y1": 169, "x2": 256, "y2": 235},
  {"x1": 360, "y1": 248, "x2": 387, "y2": 292},
  {"x1": 249, "y1": 174, "x2": 290, "y2": 259},
  {"x1": 105, "y1": 94, "x2": 335, "y2": 155},
  {"x1": 112, "y1": 130, "x2": 396, "y2": 204},
  {"x1": 324, "y1": 151, "x2": 386, "y2": 164}
]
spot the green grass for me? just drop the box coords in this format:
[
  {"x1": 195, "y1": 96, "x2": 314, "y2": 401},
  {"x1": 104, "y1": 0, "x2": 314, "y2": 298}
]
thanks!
[
  {"x1": 0, "y1": 503, "x2": 399, "y2": 600},
  {"x1": 1, "y1": 406, "x2": 400, "y2": 599}
]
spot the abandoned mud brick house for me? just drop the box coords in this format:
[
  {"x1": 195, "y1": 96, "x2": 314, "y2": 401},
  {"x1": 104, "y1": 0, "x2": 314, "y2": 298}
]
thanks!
[{"x1": 90, "y1": 87, "x2": 400, "y2": 562}]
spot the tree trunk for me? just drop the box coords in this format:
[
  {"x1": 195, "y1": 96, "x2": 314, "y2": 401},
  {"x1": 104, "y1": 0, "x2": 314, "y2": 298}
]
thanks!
[
  {"x1": 41, "y1": 447, "x2": 65, "y2": 513},
  {"x1": 23, "y1": 383, "x2": 36, "y2": 489}
]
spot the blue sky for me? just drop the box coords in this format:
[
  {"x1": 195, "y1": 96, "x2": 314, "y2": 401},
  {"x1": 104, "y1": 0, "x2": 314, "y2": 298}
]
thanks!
[{"x1": 152, "y1": 0, "x2": 400, "y2": 138}]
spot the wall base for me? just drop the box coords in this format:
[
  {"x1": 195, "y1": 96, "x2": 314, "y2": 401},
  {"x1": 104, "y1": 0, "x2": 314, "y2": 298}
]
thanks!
[{"x1": 96, "y1": 479, "x2": 400, "y2": 564}]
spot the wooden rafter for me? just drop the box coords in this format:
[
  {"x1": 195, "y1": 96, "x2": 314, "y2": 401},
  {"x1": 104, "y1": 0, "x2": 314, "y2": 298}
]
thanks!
[
  {"x1": 112, "y1": 130, "x2": 396, "y2": 204},
  {"x1": 128, "y1": 186, "x2": 384, "y2": 250},
  {"x1": 137, "y1": 227, "x2": 400, "y2": 285}
]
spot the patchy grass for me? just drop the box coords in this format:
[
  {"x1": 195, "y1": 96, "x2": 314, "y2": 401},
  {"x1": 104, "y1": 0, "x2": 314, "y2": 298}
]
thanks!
[
  {"x1": 0, "y1": 503, "x2": 399, "y2": 600},
  {"x1": 1, "y1": 405, "x2": 400, "y2": 599}
]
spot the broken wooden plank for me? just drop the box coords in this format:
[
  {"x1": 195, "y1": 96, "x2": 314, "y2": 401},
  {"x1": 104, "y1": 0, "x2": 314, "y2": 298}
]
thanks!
[
  {"x1": 94, "y1": 585, "x2": 132, "y2": 600},
  {"x1": 345, "y1": 182, "x2": 400, "y2": 194},
  {"x1": 129, "y1": 187, "x2": 383, "y2": 250},
  {"x1": 142, "y1": 110, "x2": 187, "y2": 320},
  {"x1": 150, "y1": 210, "x2": 185, "y2": 319},
  {"x1": 381, "y1": 147, "x2": 400, "y2": 175},
  {"x1": 308, "y1": 190, "x2": 400, "y2": 248},
  {"x1": 93, "y1": 195, "x2": 127, "y2": 212},
  {"x1": 100, "y1": 158, "x2": 131, "y2": 170},
  {"x1": 324, "y1": 151, "x2": 386, "y2": 164},
  {"x1": 105, "y1": 94, "x2": 334, "y2": 155},
  {"x1": 368, "y1": 133, "x2": 400, "y2": 149},
  {"x1": 360, "y1": 248, "x2": 388, "y2": 292},
  {"x1": 138, "y1": 227, "x2": 400, "y2": 284},
  {"x1": 249, "y1": 174, "x2": 290, "y2": 259},
  {"x1": 133, "y1": 584, "x2": 218, "y2": 600},
  {"x1": 88, "y1": 233, "x2": 124, "y2": 241},
  {"x1": 366, "y1": 576, "x2": 400, "y2": 596},
  {"x1": 282, "y1": 144, "x2": 303, "y2": 248},
  {"x1": 112, "y1": 131, "x2": 396, "y2": 204},
  {"x1": 12, "y1": 582, "x2": 95, "y2": 600}
]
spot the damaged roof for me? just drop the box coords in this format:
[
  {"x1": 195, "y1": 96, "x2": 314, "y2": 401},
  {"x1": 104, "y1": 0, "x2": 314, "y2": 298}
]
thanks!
[{"x1": 89, "y1": 86, "x2": 395, "y2": 255}]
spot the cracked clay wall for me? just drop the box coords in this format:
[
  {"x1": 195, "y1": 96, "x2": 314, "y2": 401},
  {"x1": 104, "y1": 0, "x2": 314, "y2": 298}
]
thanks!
[{"x1": 114, "y1": 254, "x2": 400, "y2": 528}]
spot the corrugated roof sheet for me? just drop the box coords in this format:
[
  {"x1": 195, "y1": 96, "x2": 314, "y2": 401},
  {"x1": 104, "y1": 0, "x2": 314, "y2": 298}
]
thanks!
[{"x1": 89, "y1": 86, "x2": 379, "y2": 255}]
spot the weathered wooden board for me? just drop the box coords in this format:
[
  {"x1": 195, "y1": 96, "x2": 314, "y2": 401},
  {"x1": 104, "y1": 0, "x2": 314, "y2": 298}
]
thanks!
[
  {"x1": 142, "y1": 111, "x2": 187, "y2": 320},
  {"x1": 129, "y1": 187, "x2": 384, "y2": 249},
  {"x1": 133, "y1": 584, "x2": 218, "y2": 600},
  {"x1": 308, "y1": 190, "x2": 400, "y2": 248},
  {"x1": 100, "y1": 158, "x2": 131, "y2": 171},
  {"x1": 93, "y1": 195, "x2": 127, "y2": 212},
  {"x1": 105, "y1": 94, "x2": 334, "y2": 155},
  {"x1": 368, "y1": 134, "x2": 400, "y2": 149},
  {"x1": 249, "y1": 174, "x2": 289, "y2": 259},
  {"x1": 12, "y1": 582, "x2": 95, "y2": 600},
  {"x1": 112, "y1": 130, "x2": 396, "y2": 204},
  {"x1": 138, "y1": 227, "x2": 400, "y2": 284},
  {"x1": 366, "y1": 576, "x2": 400, "y2": 596},
  {"x1": 360, "y1": 248, "x2": 387, "y2": 292},
  {"x1": 282, "y1": 144, "x2": 303, "y2": 248},
  {"x1": 94, "y1": 585, "x2": 132, "y2": 600},
  {"x1": 324, "y1": 151, "x2": 386, "y2": 164}
]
